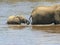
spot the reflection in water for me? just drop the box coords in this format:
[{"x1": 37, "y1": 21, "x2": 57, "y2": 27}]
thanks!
[
  {"x1": 8, "y1": 25, "x2": 26, "y2": 30},
  {"x1": 32, "y1": 25, "x2": 60, "y2": 33}
]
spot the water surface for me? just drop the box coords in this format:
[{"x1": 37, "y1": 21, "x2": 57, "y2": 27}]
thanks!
[{"x1": 0, "y1": 0, "x2": 60, "y2": 45}]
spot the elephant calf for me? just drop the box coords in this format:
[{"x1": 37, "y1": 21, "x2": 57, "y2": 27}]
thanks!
[{"x1": 7, "y1": 15, "x2": 30, "y2": 25}]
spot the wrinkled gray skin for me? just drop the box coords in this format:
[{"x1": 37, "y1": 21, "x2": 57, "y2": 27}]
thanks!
[
  {"x1": 7, "y1": 16, "x2": 30, "y2": 25},
  {"x1": 29, "y1": 5, "x2": 60, "y2": 25}
]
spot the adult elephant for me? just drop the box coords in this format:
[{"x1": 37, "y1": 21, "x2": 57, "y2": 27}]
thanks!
[
  {"x1": 7, "y1": 15, "x2": 30, "y2": 25},
  {"x1": 29, "y1": 5, "x2": 60, "y2": 25}
]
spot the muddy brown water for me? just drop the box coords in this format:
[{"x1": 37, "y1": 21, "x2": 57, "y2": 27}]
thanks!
[{"x1": 0, "y1": 0, "x2": 60, "y2": 45}]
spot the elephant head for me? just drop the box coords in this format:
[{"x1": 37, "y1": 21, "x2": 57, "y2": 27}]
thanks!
[{"x1": 17, "y1": 15, "x2": 30, "y2": 25}]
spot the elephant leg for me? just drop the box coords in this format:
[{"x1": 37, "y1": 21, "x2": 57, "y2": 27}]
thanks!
[
  {"x1": 31, "y1": 18, "x2": 39, "y2": 25},
  {"x1": 31, "y1": 21, "x2": 38, "y2": 25},
  {"x1": 12, "y1": 22, "x2": 21, "y2": 24}
]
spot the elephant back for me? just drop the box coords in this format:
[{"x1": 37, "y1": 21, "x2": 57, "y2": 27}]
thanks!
[{"x1": 7, "y1": 16, "x2": 20, "y2": 24}]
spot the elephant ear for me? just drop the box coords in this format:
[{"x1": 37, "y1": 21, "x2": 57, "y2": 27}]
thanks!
[
  {"x1": 53, "y1": 4, "x2": 60, "y2": 9},
  {"x1": 54, "y1": 7, "x2": 60, "y2": 22},
  {"x1": 56, "y1": 7, "x2": 60, "y2": 15}
]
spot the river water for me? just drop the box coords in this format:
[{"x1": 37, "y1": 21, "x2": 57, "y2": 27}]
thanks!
[{"x1": 0, "y1": 0, "x2": 60, "y2": 45}]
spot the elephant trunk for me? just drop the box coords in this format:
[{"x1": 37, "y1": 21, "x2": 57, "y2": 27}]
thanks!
[
  {"x1": 29, "y1": 15, "x2": 32, "y2": 24},
  {"x1": 29, "y1": 15, "x2": 32, "y2": 21},
  {"x1": 26, "y1": 20, "x2": 30, "y2": 25}
]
